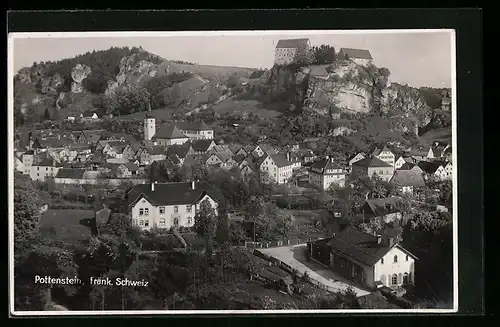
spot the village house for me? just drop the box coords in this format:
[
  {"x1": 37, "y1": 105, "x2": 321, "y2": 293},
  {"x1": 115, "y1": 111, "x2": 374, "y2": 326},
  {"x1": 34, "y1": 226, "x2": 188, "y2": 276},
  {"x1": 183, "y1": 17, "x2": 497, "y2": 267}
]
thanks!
[
  {"x1": 116, "y1": 163, "x2": 140, "y2": 178},
  {"x1": 152, "y1": 124, "x2": 189, "y2": 146},
  {"x1": 349, "y1": 152, "x2": 366, "y2": 170},
  {"x1": 71, "y1": 130, "x2": 105, "y2": 144},
  {"x1": 123, "y1": 181, "x2": 222, "y2": 231},
  {"x1": 258, "y1": 153, "x2": 294, "y2": 185},
  {"x1": 362, "y1": 197, "x2": 403, "y2": 224},
  {"x1": 166, "y1": 143, "x2": 194, "y2": 165},
  {"x1": 390, "y1": 169, "x2": 426, "y2": 194},
  {"x1": 248, "y1": 69, "x2": 270, "y2": 84},
  {"x1": 394, "y1": 155, "x2": 416, "y2": 170},
  {"x1": 417, "y1": 160, "x2": 452, "y2": 180},
  {"x1": 337, "y1": 48, "x2": 374, "y2": 66},
  {"x1": 252, "y1": 144, "x2": 279, "y2": 158},
  {"x1": 54, "y1": 168, "x2": 87, "y2": 184},
  {"x1": 228, "y1": 144, "x2": 248, "y2": 157},
  {"x1": 308, "y1": 156, "x2": 347, "y2": 190},
  {"x1": 137, "y1": 146, "x2": 168, "y2": 166},
  {"x1": 287, "y1": 152, "x2": 302, "y2": 170},
  {"x1": 175, "y1": 121, "x2": 214, "y2": 140},
  {"x1": 79, "y1": 111, "x2": 99, "y2": 122},
  {"x1": 26, "y1": 158, "x2": 62, "y2": 182},
  {"x1": 351, "y1": 157, "x2": 394, "y2": 182},
  {"x1": 307, "y1": 226, "x2": 417, "y2": 290},
  {"x1": 274, "y1": 38, "x2": 311, "y2": 66},
  {"x1": 370, "y1": 145, "x2": 396, "y2": 169},
  {"x1": 190, "y1": 139, "x2": 216, "y2": 154}
]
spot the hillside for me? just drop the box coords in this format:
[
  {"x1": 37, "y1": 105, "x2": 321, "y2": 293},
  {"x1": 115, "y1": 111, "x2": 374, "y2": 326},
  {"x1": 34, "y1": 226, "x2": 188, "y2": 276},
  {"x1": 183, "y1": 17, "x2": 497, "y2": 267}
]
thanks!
[{"x1": 13, "y1": 47, "x2": 257, "y2": 127}]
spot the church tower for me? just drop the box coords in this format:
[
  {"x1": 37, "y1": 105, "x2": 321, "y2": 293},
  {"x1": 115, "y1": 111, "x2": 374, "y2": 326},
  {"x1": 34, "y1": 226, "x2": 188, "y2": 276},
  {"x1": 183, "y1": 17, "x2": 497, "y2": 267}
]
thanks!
[{"x1": 144, "y1": 115, "x2": 156, "y2": 141}]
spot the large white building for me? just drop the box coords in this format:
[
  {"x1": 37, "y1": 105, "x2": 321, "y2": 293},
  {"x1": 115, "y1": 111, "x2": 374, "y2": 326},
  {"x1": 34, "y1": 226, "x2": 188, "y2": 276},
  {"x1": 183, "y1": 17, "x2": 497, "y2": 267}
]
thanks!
[
  {"x1": 274, "y1": 38, "x2": 311, "y2": 66},
  {"x1": 175, "y1": 121, "x2": 214, "y2": 140},
  {"x1": 338, "y1": 48, "x2": 374, "y2": 66},
  {"x1": 124, "y1": 181, "x2": 222, "y2": 231},
  {"x1": 258, "y1": 153, "x2": 293, "y2": 185},
  {"x1": 308, "y1": 157, "x2": 347, "y2": 190},
  {"x1": 144, "y1": 117, "x2": 214, "y2": 145}
]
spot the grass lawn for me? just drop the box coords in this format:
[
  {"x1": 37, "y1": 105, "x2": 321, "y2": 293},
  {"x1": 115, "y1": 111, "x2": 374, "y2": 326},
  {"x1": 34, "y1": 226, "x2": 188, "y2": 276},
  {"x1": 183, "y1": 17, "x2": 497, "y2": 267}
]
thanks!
[
  {"x1": 420, "y1": 126, "x2": 452, "y2": 144},
  {"x1": 282, "y1": 209, "x2": 329, "y2": 239},
  {"x1": 39, "y1": 209, "x2": 96, "y2": 245}
]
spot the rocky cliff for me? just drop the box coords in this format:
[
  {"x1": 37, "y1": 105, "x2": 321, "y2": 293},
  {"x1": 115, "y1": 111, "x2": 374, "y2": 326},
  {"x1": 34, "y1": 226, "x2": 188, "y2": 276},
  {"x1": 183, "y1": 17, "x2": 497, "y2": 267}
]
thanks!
[{"x1": 267, "y1": 60, "x2": 431, "y2": 132}]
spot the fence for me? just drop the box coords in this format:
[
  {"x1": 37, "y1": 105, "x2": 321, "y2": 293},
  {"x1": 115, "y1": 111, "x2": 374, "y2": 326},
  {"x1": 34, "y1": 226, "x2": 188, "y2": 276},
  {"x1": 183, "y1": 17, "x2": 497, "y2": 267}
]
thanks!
[
  {"x1": 252, "y1": 248, "x2": 341, "y2": 294},
  {"x1": 244, "y1": 237, "x2": 314, "y2": 249}
]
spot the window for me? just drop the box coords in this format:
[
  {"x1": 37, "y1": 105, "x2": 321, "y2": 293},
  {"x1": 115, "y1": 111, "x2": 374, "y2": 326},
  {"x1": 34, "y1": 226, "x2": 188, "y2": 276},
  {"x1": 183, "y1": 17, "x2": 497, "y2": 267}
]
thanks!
[
  {"x1": 144, "y1": 208, "x2": 149, "y2": 216},
  {"x1": 381, "y1": 258, "x2": 384, "y2": 264},
  {"x1": 187, "y1": 217, "x2": 192, "y2": 225},
  {"x1": 394, "y1": 255, "x2": 398, "y2": 263},
  {"x1": 173, "y1": 217, "x2": 179, "y2": 228},
  {"x1": 144, "y1": 220, "x2": 149, "y2": 227},
  {"x1": 159, "y1": 218, "x2": 165, "y2": 225},
  {"x1": 37, "y1": 167, "x2": 40, "y2": 170},
  {"x1": 187, "y1": 205, "x2": 192, "y2": 213},
  {"x1": 139, "y1": 209, "x2": 144, "y2": 216},
  {"x1": 174, "y1": 206, "x2": 178, "y2": 213},
  {"x1": 406, "y1": 255, "x2": 409, "y2": 261},
  {"x1": 139, "y1": 220, "x2": 144, "y2": 226},
  {"x1": 46, "y1": 167, "x2": 48, "y2": 171},
  {"x1": 391, "y1": 274, "x2": 398, "y2": 285},
  {"x1": 159, "y1": 206, "x2": 165, "y2": 214}
]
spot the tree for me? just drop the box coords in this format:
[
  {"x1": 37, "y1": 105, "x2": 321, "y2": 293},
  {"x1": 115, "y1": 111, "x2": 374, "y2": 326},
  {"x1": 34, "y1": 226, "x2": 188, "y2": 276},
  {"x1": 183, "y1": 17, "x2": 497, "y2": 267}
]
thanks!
[
  {"x1": 14, "y1": 179, "x2": 43, "y2": 253},
  {"x1": 275, "y1": 211, "x2": 297, "y2": 237},
  {"x1": 215, "y1": 213, "x2": 230, "y2": 245},
  {"x1": 194, "y1": 200, "x2": 218, "y2": 251},
  {"x1": 43, "y1": 107, "x2": 51, "y2": 120},
  {"x1": 312, "y1": 45, "x2": 336, "y2": 65}
]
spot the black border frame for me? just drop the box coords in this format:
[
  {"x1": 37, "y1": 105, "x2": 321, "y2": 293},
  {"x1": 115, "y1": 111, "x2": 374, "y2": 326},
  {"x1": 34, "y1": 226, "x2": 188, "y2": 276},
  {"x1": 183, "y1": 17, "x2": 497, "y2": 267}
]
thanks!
[{"x1": 6, "y1": 9, "x2": 483, "y2": 317}]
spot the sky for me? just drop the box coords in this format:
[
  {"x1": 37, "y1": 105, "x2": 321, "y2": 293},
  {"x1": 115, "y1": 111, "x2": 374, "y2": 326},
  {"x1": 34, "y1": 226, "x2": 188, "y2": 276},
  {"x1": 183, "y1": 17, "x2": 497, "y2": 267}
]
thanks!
[{"x1": 10, "y1": 31, "x2": 454, "y2": 88}]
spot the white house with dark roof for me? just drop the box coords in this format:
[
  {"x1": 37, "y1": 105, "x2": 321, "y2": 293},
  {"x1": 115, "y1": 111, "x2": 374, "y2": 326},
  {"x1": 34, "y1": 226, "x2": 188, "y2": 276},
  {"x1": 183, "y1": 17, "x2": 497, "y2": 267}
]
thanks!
[
  {"x1": 175, "y1": 121, "x2": 214, "y2": 140},
  {"x1": 124, "y1": 181, "x2": 222, "y2": 230},
  {"x1": 308, "y1": 156, "x2": 347, "y2": 190},
  {"x1": 349, "y1": 152, "x2": 366, "y2": 169},
  {"x1": 307, "y1": 226, "x2": 417, "y2": 290},
  {"x1": 351, "y1": 157, "x2": 394, "y2": 182},
  {"x1": 370, "y1": 145, "x2": 396, "y2": 169},
  {"x1": 390, "y1": 169, "x2": 426, "y2": 194},
  {"x1": 152, "y1": 124, "x2": 189, "y2": 146},
  {"x1": 274, "y1": 38, "x2": 311, "y2": 65},
  {"x1": 258, "y1": 153, "x2": 293, "y2": 184},
  {"x1": 338, "y1": 48, "x2": 374, "y2": 66},
  {"x1": 27, "y1": 158, "x2": 62, "y2": 181}
]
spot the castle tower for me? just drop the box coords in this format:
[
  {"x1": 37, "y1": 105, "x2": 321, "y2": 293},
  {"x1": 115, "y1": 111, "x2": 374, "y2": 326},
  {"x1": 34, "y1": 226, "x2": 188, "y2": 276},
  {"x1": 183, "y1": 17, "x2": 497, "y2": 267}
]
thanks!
[{"x1": 144, "y1": 115, "x2": 156, "y2": 141}]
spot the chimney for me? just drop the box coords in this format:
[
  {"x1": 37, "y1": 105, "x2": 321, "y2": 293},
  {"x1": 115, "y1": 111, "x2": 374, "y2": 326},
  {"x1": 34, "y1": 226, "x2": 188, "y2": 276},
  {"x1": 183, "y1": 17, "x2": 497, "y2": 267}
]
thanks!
[
  {"x1": 377, "y1": 235, "x2": 382, "y2": 244},
  {"x1": 388, "y1": 237, "x2": 394, "y2": 247},
  {"x1": 191, "y1": 180, "x2": 195, "y2": 190}
]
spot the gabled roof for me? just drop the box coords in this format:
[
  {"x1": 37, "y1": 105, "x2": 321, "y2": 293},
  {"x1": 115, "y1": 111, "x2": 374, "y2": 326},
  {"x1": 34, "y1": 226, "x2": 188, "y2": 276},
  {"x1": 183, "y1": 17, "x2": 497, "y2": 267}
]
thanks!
[
  {"x1": 398, "y1": 162, "x2": 420, "y2": 171},
  {"x1": 258, "y1": 144, "x2": 278, "y2": 156},
  {"x1": 233, "y1": 154, "x2": 246, "y2": 164},
  {"x1": 144, "y1": 146, "x2": 167, "y2": 156},
  {"x1": 364, "y1": 197, "x2": 402, "y2": 217},
  {"x1": 153, "y1": 124, "x2": 187, "y2": 140},
  {"x1": 35, "y1": 158, "x2": 61, "y2": 167},
  {"x1": 417, "y1": 161, "x2": 445, "y2": 174},
  {"x1": 125, "y1": 181, "x2": 223, "y2": 207},
  {"x1": 390, "y1": 170, "x2": 426, "y2": 188},
  {"x1": 352, "y1": 156, "x2": 392, "y2": 168},
  {"x1": 55, "y1": 168, "x2": 86, "y2": 179},
  {"x1": 166, "y1": 143, "x2": 192, "y2": 159},
  {"x1": 326, "y1": 226, "x2": 415, "y2": 266},
  {"x1": 370, "y1": 145, "x2": 392, "y2": 157},
  {"x1": 122, "y1": 162, "x2": 139, "y2": 171},
  {"x1": 82, "y1": 111, "x2": 98, "y2": 118},
  {"x1": 275, "y1": 38, "x2": 310, "y2": 49},
  {"x1": 339, "y1": 48, "x2": 373, "y2": 60},
  {"x1": 270, "y1": 154, "x2": 292, "y2": 168},
  {"x1": 111, "y1": 144, "x2": 127, "y2": 154},
  {"x1": 175, "y1": 121, "x2": 211, "y2": 131},
  {"x1": 191, "y1": 139, "x2": 214, "y2": 152},
  {"x1": 214, "y1": 152, "x2": 231, "y2": 163},
  {"x1": 310, "y1": 158, "x2": 343, "y2": 173},
  {"x1": 96, "y1": 207, "x2": 112, "y2": 225}
]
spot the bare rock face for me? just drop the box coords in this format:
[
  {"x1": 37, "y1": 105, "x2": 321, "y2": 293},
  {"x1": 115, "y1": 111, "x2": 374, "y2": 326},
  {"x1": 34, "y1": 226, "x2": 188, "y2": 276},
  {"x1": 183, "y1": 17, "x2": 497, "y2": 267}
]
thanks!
[
  {"x1": 70, "y1": 64, "x2": 91, "y2": 93},
  {"x1": 56, "y1": 92, "x2": 70, "y2": 109},
  {"x1": 40, "y1": 74, "x2": 64, "y2": 94},
  {"x1": 71, "y1": 82, "x2": 84, "y2": 93},
  {"x1": 105, "y1": 53, "x2": 158, "y2": 95},
  {"x1": 71, "y1": 64, "x2": 91, "y2": 84}
]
